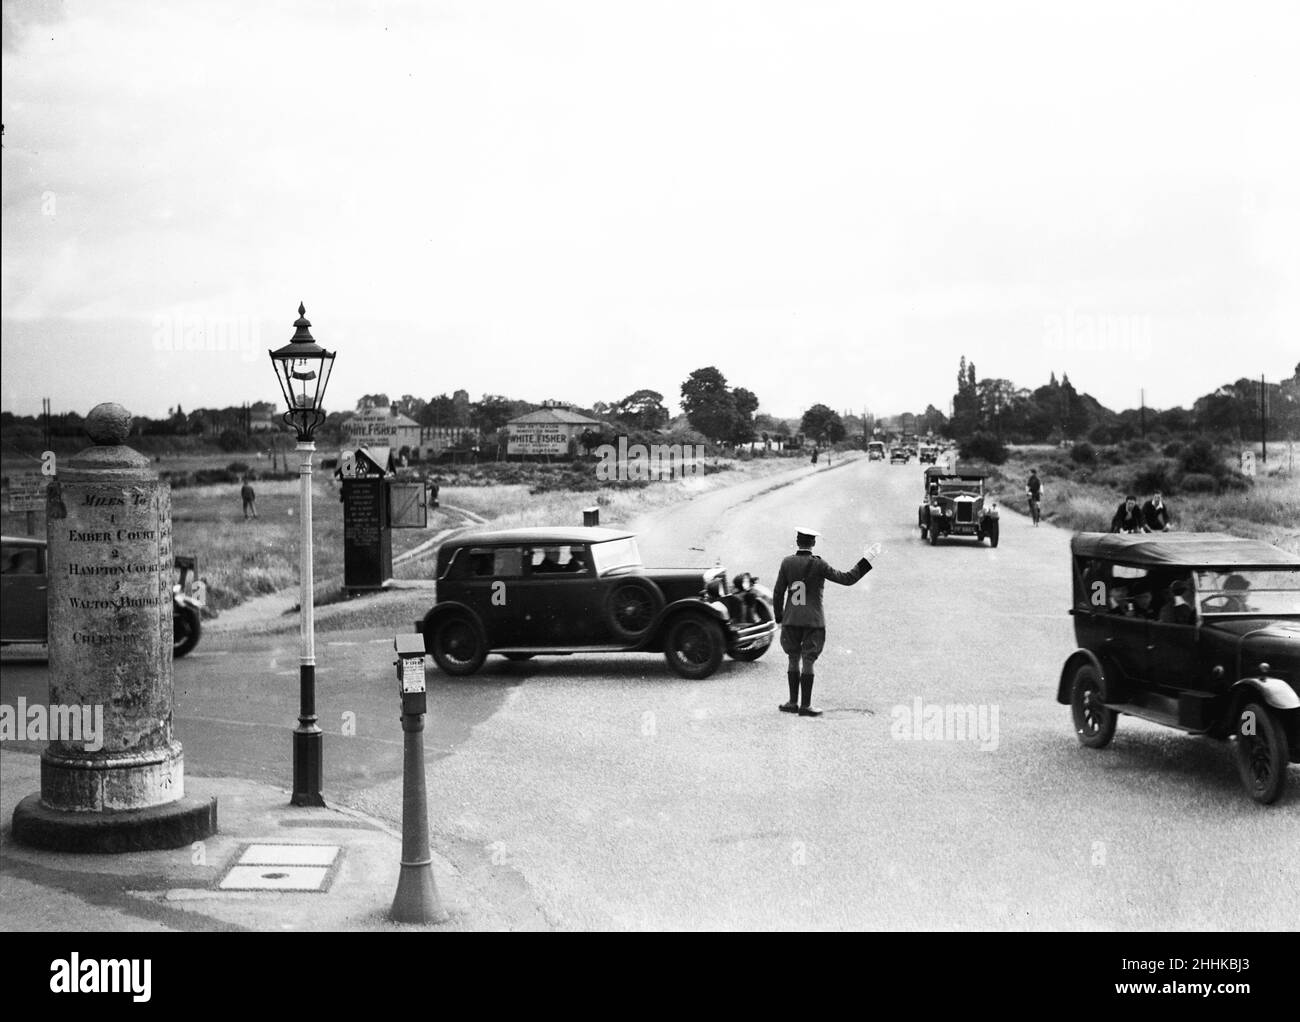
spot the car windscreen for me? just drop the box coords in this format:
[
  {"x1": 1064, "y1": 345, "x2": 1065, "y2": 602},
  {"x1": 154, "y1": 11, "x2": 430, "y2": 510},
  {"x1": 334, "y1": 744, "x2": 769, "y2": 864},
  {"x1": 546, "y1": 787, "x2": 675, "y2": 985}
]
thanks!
[
  {"x1": 589, "y1": 537, "x2": 642, "y2": 574},
  {"x1": 1195, "y1": 568, "x2": 1300, "y2": 616},
  {"x1": 938, "y1": 484, "x2": 979, "y2": 496}
]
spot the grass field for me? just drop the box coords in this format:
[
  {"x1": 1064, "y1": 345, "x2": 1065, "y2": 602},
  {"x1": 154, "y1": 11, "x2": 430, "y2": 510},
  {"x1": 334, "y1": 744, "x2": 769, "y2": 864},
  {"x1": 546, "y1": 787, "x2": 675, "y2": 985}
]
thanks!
[{"x1": 978, "y1": 445, "x2": 1300, "y2": 555}]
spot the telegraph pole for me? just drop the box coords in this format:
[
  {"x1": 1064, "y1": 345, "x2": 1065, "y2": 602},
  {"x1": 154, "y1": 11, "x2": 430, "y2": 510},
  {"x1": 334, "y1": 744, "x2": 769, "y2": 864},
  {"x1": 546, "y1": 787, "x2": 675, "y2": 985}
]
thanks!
[
  {"x1": 1140, "y1": 388, "x2": 1146, "y2": 439},
  {"x1": 1261, "y1": 374, "x2": 1267, "y2": 464}
]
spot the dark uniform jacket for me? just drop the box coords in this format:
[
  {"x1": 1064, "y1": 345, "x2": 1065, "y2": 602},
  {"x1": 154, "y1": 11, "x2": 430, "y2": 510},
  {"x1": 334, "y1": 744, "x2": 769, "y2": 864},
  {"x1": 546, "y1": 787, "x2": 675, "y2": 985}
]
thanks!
[
  {"x1": 773, "y1": 550, "x2": 872, "y2": 627},
  {"x1": 1142, "y1": 499, "x2": 1170, "y2": 531}
]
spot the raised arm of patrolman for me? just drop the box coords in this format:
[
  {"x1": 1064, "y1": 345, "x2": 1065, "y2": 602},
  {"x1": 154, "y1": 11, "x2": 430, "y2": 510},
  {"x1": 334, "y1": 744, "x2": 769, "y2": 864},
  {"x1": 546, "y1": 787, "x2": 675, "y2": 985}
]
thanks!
[{"x1": 774, "y1": 527, "x2": 875, "y2": 718}]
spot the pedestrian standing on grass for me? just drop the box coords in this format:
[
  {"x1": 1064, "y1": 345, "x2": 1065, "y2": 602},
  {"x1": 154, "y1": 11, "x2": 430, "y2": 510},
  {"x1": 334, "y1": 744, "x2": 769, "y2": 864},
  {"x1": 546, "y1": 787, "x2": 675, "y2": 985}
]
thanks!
[
  {"x1": 240, "y1": 478, "x2": 258, "y2": 520},
  {"x1": 772, "y1": 528, "x2": 875, "y2": 717}
]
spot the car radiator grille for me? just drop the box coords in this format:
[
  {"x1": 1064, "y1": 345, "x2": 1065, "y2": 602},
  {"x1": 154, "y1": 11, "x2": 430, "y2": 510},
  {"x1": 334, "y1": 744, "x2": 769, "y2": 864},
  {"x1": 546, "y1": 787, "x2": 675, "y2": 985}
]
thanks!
[{"x1": 956, "y1": 503, "x2": 973, "y2": 524}]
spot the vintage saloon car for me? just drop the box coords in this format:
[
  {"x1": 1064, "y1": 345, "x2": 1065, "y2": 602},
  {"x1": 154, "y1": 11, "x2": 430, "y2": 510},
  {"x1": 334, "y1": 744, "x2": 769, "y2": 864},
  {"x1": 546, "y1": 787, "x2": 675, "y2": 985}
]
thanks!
[
  {"x1": 0, "y1": 535, "x2": 204, "y2": 657},
  {"x1": 917, "y1": 467, "x2": 999, "y2": 547},
  {"x1": 889, "y1": 446, "x2": 910, "y2": 464},
  {"x1": 1059, "y1": 532, "x2": 1300, "y2": 804},
  {"x1": 867, "y1": 441, "x2": 886, "y2": 461},
  {"x1": 415, "y1": 527, "x2": 777, "y2": 679}
]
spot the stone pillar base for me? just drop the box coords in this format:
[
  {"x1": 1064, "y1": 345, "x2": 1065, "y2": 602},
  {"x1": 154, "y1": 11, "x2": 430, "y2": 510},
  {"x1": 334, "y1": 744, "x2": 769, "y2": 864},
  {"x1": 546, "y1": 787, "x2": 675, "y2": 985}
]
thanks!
[
  {"x1": 41, "y1": 743, "x2": 186, "y2": 812},
  {"x1": 12, "y1": 793, "x2": 217, "y2": 853}
]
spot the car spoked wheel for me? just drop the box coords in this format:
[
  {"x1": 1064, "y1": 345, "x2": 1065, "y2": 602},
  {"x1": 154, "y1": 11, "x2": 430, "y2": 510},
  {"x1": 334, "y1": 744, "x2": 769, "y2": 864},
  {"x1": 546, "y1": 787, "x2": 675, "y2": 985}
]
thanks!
[
  {"x1": 431, "y1": 614, "x2": 486, "y2": 676},
  {"x1": 1233, "y1": 700, "x2": 1289, "y2": 805},
  {"x1": 664, "y1": 615, "x2": 725, "y2": 679},
  {"x1": 987, "y1": 521, "x2": 999, "y2": 548},
  {"x1": 1070, "y1": 664, "x2": 1116, "y2": 749},
  {"x1": 604, "y1": 580, "x2": 663, "y2": 641}
]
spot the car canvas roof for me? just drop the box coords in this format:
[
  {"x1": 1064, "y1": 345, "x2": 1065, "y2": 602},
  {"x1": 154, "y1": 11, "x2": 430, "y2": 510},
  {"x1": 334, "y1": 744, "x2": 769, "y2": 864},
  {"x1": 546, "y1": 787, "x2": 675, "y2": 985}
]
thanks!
[
  {"x1": 449, "y1": 526, "x2": 635, "y2": 547},
  {"x1": 1071, "y1": 532, "x2": 1299, "y2": 569}
]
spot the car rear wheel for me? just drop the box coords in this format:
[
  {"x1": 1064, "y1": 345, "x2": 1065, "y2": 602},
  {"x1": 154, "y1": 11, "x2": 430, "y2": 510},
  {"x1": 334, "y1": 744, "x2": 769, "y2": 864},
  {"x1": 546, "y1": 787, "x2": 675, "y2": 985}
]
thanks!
[
  {"x1": 1071, "y1": 664, "x2": 1116, "y2": 749},
  {"x1": 604, "y1": 579, "x2": 664, "y2": 642},
  {"x1": 430, "y1": 613, "x2": 486, "y2": 676},
  {"x1": 664, "y1": 615, "x2": 725, "y2": 679},
  {"x1": 1233, "y1": 700, "x2": 1289, "y2": 805},
  {"x1": 173, "y1": 606, "x2": 201, "y2": 658}
]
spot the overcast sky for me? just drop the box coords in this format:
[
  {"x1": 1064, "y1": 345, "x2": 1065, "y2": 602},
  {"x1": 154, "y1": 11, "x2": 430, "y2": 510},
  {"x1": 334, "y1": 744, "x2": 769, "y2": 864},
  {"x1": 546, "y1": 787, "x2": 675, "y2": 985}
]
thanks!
[{"x1": 2, "y1": 0, "x2": 1297, "y2": 421}]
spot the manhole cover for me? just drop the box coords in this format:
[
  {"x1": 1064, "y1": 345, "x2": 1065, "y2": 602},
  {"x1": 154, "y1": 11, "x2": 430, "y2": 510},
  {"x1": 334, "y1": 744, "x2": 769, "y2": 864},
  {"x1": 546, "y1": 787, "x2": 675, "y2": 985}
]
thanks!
[{"x1": 217, "y1": 844, "x2": 341, "y2": 892}]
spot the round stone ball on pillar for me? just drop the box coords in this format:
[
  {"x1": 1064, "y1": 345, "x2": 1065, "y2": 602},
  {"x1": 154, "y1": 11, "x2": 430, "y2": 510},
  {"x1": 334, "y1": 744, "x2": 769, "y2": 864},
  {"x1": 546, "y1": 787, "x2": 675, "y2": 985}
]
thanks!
[{"x1": 12, "y1": 403, "x2": 217, "y2": 852}]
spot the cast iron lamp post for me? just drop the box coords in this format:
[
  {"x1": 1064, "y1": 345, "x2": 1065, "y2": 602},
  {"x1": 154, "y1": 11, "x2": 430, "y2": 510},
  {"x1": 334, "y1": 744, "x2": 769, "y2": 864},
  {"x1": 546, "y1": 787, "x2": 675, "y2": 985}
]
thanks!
[{"x1": 269, "y1": 303, "x2": 336, "y2": 807}]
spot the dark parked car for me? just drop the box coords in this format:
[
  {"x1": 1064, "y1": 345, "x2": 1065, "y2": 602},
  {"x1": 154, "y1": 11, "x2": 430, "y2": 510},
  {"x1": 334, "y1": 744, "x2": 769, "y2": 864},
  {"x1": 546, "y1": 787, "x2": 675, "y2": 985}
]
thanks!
[
  {"x1": 917, "y1": 468, "x2": 999, "y2": 546},
  {"x1": 0, "y1": 535, "x2": 203, "y2": 658},
  {"x1": 415, "y1": 526, "x2": 776, "y2": 679},
  {"x1": 1059, "y1": 532, "x2": 1300, "y2": 804},
  {"x1": 1, "y1": 536, "x2": 48, "y2": 644},
  {"x1": 889, "y1": 447, "x2": 910, "y2": 464}
]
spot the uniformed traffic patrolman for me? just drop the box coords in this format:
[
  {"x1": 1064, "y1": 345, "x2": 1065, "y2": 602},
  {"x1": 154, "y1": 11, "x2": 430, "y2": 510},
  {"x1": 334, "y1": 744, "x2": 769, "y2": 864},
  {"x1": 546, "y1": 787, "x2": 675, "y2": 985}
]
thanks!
[{"x1": 772, "y1": 527, "x2": 874, "y2": 716}]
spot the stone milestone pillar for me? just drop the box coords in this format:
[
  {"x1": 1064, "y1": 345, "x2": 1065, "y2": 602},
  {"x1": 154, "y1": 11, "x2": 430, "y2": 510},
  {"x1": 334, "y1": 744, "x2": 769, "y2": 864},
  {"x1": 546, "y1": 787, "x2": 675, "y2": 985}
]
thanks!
[{"x1": 12, "y1": 403, "x2": 217, "y2": 852}]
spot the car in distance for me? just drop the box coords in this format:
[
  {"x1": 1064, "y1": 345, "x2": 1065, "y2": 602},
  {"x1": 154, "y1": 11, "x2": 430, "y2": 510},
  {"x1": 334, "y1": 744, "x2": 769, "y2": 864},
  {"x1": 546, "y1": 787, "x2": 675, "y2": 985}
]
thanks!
[
  {"x1": 889, "y1": 446, "x2": 911, "y2": 464},
  {"x1": 1058, "y1": 532, "x2": 1300, "y2": 804},
  {"x1": 1, "y1": 536, "x2": 204, "y2": 657},
  {"x1": 415, "y1": 526, "x2": 777, "y2": 679},
  {"x1": 918, "y1": 444, "x2": 938, "y2": 464},
  {"x1": 867, "y1": 440, "x2": 886, "y2": 461},
  {"x1": 917, "y1": 468, "x2": 999, "y2": 546}
]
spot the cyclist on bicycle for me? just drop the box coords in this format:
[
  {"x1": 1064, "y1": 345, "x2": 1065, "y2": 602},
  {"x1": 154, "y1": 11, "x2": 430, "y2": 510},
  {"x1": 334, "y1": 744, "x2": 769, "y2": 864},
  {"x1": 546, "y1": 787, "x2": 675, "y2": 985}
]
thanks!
[{"x1": 1026, "y1": 468, "x2": 1043, "y2": 526}]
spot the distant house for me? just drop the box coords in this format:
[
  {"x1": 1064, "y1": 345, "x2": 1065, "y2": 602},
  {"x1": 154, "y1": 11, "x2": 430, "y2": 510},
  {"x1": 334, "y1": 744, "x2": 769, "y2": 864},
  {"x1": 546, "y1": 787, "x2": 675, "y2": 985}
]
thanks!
[
  {"x1": 506, "y1": 404, "x2": 606, "y2": 457},
  {"x1": 341, "y1": 403, "x2": 422, "y2": 455}
]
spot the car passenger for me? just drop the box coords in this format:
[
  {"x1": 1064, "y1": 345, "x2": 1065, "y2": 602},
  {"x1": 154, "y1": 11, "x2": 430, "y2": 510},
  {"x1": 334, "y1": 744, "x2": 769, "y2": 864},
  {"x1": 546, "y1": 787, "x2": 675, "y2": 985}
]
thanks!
[
  {"x1": 1158, "y1": 579, "x2": 1196, "y2": 624},
  {"x1": 533, "y1": 546, "x2": 565, "y2": 573},
  {"x1": 1222, "y1": 574, "x2": 1253, "y2": 613}
]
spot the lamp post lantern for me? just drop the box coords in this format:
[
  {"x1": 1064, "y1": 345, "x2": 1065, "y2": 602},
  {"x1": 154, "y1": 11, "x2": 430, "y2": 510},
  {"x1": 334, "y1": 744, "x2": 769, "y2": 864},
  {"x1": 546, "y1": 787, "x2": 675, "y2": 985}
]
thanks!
[{"x1": 269, "y1": 302, "x2": 336, "y2": 807}]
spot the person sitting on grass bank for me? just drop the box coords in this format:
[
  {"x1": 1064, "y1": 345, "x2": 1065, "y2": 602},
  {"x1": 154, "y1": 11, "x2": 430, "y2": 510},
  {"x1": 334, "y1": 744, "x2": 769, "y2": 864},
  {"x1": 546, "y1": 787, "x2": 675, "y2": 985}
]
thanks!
[
  {"x1": 1142, "y1": 490, "x2": 1172, "y2": 532},
  {"x1": 1109, "y1": 495, "x2": 1148, "y2": 534}
]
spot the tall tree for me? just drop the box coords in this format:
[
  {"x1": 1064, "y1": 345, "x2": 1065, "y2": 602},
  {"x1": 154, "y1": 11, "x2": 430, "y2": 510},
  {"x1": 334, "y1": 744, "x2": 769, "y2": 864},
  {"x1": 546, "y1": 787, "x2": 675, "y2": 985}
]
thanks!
[
  {"x1": 801, "y1": 404, "x2": 845, "y2": 444},
  {"x1": 610, "y1": 389, "x2": 669, "y2": 431},
  {"x1": 680, "y1": 366, "x2": 738, "y2": 443},
  {"x1": 730, "y1": 387, "x2": 759, "y2": 443}
]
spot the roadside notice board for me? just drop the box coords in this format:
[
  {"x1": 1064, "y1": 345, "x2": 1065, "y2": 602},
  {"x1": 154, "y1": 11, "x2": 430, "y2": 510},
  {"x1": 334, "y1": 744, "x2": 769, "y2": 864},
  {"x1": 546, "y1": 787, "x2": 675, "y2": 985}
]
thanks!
[{"x1": 7, "y1": 473, "x2": 46, "y2": 513}]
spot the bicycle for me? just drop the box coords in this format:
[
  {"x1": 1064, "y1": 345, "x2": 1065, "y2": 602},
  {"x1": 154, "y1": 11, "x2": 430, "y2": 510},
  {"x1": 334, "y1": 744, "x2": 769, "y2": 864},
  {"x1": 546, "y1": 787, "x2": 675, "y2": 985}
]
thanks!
[{"x1": 1026, "y1": 488, "x2": 1042, "y2": 526}]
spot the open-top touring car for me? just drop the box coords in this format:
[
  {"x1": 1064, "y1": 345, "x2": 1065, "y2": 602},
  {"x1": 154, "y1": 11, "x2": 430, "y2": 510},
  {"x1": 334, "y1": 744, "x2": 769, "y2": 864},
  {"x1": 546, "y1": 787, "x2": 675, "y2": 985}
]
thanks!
[{"x1": 1060, "y1": 532, "x2": 1300, "y2": 804}]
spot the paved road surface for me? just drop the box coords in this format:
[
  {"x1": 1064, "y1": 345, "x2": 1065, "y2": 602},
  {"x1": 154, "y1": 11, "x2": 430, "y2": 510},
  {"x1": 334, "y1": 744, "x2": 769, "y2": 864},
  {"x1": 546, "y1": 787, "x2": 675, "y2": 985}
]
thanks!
[{"x1": 4, "y1": 456, "x2": 1296, "y2": 929}]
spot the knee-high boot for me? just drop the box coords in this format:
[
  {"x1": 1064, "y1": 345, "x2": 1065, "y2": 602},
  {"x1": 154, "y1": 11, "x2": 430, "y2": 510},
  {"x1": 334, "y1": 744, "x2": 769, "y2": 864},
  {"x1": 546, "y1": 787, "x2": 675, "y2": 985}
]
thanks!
[{"x1": 799, "y1": 673, "x2": 822, "y2": 717}]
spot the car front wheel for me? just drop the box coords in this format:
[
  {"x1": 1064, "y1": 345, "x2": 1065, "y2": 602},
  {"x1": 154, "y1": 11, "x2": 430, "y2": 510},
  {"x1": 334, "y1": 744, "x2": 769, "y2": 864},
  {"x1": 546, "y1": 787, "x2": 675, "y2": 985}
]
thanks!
[
  {"x1": 1233, "y1": 700, "x2": 1290, "y2": 805},
  {"x1": 664, "y1": 615, "x2": 725, "y2": 679},
  {"x1": 430, "y1": 613, "x2": 486, "y2": 676},
  {"x1": 986, "y1": 521, "x2": 999, "y2": 548},
  {"x1": 1071, "y1": 664, "x2": 1116, "y2": 749},
  {"x1": 173, "y1": 606, "x2": 201, "y2": 658}
]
